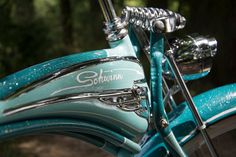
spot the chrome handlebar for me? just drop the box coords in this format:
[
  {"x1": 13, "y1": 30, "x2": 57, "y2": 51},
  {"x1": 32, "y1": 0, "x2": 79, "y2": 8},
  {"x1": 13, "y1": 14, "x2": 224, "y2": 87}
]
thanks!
[
  {"x1": 99, "y1": 0, "x2": 186, "y2": 41},
  {"x1": 98, "y1": 1, "x2": 218, "y2": 79},
  {"x1": 121, "y1": 7, "x2": 186, "y2": 33}
]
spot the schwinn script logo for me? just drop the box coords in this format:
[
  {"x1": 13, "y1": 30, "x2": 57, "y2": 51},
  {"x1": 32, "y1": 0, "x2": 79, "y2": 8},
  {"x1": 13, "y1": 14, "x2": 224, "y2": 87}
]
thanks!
[
  {"x1": 51, "y1": 68, "x2": 141, "y2": 96},
  {"x1": 76, "y1": 69, "x2": 123, "y2": 87}
]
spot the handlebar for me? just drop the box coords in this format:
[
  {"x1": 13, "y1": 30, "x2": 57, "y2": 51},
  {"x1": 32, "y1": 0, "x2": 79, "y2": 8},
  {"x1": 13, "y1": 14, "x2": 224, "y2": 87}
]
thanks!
[
  {"x1": 122, "y1": 7, "x2": 186, "y2": 33},
  {"x1": 99, "y1": 0, "x2": 186, "y2": 41}
]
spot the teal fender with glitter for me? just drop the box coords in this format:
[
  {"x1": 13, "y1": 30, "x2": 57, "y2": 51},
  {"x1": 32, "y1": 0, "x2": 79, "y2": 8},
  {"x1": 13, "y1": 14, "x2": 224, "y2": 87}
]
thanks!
[
  {"x1": 0, "y1": 36, "x2": 149, "y2": 155},
  {"x1": 136, "y1": 83, "x2": 236, "y2": 157}
]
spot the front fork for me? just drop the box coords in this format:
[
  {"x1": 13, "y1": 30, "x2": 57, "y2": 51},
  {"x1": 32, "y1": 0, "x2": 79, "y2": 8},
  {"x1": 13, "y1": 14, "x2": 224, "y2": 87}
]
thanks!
[
  {"x1": 150, "y1": 33, "x2": 186, "y2": 157},
  {"x1": 166, "y1": 49, "x2": 218, "y2": 157},
  {"x1": 150, "y1": 32, "x2": 219, "y2": 157}
]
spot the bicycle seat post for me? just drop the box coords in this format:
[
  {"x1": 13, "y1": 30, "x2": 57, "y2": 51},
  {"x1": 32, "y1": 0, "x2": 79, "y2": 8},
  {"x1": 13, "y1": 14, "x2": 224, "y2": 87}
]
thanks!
[{"x1": 98, "y1": 0, "x2": 127, "y2": 42}]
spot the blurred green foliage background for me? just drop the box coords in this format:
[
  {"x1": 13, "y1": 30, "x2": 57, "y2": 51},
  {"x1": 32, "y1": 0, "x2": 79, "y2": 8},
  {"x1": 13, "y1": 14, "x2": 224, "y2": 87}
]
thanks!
[
  {"x1": 0, "y1": 0, "x2": 235, "y2": 156},
  {"x1": 0, "y1": 0, "x2": 235, "y2": 91}
]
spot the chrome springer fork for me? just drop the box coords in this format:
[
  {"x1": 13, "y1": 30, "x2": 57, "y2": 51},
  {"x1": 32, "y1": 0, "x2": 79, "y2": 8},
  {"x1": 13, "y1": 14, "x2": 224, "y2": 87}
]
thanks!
[
  {"x1": 98, "y1": 1, "x2": 218, "y2": 157},
  {"x1": 125, "y1": 6, "x2": 219, "y2": 157},
  {"x1": 164, "y1": 40, "x2": 219, "y2": 157}
]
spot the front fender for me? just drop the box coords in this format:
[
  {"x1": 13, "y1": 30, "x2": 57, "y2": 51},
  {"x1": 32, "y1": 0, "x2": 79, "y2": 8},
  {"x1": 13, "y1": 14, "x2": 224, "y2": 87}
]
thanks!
[
  {"x1": 136, "y1": 83, "x2": 236, "y2": 157},
  {"x1": 172, "y1": 83, "x2": 236, "y2": 143}
]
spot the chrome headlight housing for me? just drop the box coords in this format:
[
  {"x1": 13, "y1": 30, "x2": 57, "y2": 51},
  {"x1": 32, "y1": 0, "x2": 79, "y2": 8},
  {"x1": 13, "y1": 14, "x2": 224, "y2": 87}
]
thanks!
[{"x1": 164, "y1": 34, "x2": 217, "y2": 80}]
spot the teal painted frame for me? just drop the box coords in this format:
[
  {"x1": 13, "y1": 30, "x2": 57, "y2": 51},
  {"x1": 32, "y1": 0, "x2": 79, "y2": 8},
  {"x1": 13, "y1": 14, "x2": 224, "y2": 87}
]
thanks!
[
  {"x1": 0, "y1": 34, "x2": 149, "y2": 156},
  {"x1": 0, "y1": 23, "x2": 236, "y2": 157},
  {"x1": 150, "y1": 33, "x2": 186, "y2": 157},
  {"x1": 134, "y1": 31, "x2": 236, "y2": 156},
  {"x1": 136, "y1": 83, "x2": 236, "y2": 157}
]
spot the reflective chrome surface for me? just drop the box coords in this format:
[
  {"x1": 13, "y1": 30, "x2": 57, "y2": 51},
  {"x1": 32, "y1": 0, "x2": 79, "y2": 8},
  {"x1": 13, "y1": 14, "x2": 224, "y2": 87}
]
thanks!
[
  {"x1": 165, "y1": 49, "x2": 219, "y2": 157},
  {"x1": 164, "y1": 34, "x2": 217, "y2": 80},
  {"x1": 5, "y1": 56, "x2": 140, "y2": 100},
  {"x1": 103, "y1": 17, "x2": 128, "y2": 42},
  {"x1": 98, "y1": 0, "x2": 127, "y2": 41},
  {"x1": 99, "y1": 85, "x2": 148, "y2": 111},
  {"x1": 98, "y1": 0, "x2": 117, "y2": 23},
  {"x1": 121, "y1": 6, "x2": 186, "y2": 33},
  {"x1": 4, "y1": 85, "x2": 149, "y2": 117}
]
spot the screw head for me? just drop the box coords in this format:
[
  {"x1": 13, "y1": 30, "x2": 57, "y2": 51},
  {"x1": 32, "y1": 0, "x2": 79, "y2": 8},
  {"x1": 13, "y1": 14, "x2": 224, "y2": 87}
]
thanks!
[{"x1": 160, "y1": 118, "x2": 169, "y2": 128}]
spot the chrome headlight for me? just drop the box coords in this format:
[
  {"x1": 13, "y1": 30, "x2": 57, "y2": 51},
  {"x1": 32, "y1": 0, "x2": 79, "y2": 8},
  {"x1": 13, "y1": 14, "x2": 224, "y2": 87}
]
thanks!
[{"x1": 164, "y1": 34, "x2": 217, "y2": 80}]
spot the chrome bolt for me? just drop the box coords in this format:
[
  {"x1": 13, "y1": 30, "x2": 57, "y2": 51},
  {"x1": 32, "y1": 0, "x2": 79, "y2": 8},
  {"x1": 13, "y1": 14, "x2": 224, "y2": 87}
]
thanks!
[
  {"x1": 153, "y1": 20, "x2": 165, "y2": 32},
  {"x1": 160, "y1": 118, "x2": 169, "y2": 128}
]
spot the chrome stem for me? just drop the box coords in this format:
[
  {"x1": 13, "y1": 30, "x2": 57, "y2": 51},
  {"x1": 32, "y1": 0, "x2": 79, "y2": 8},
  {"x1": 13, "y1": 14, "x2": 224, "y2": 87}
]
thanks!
[
  {"x1": 98, "y1": 0, "x2": 127, "y2": 41},
  {"x1": 98, "y1": 0, "x2": 117, "y2": 22},
  {"x1": 166, "y1": 51, "x2": 218, "y2": 157}
]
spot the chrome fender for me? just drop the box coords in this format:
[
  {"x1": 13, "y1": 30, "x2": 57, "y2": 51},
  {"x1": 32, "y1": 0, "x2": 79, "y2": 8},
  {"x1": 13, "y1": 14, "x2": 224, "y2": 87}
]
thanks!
[{"x1": 136, "y1": 83, "x2": 236, "y2": 157}]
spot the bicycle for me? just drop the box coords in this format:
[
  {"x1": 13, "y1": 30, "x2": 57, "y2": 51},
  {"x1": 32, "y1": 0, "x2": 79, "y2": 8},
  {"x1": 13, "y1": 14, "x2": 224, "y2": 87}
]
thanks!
[{"x1": 0, "y1": 0, "x2": 235, "y2": 156}]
